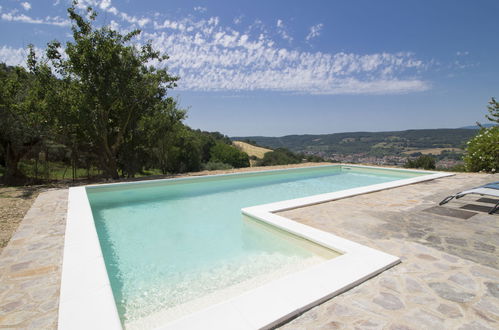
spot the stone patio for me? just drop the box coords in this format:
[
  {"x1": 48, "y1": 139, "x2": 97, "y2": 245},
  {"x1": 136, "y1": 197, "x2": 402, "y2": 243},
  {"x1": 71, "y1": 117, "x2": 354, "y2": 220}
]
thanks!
[
  {"x1": 278, "y1": 173, "x2": 499, "y2": 329},
  {"x1": 0, "y1": 171, "x2": 497, "y2": 329}
]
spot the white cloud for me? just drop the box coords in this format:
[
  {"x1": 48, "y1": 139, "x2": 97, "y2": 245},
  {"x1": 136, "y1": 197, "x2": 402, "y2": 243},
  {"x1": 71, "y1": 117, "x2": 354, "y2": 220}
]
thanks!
[
  {"x1": 456, "y1": 51, "x2": 469, "y2": 56},
  {"x1": 0, "y1": 45, "x2": 45, "y2": 67},
  {"x1": 21, "y1": 2, "x2": 31, "y2": 11},
  {"x1": 306, "y1": 23, "x2": 323, "y2": 41},
  {"x1": 141, "y1": 17, "x2": 428, "y2": 95},
  {"x1": 1, "y1": 11, "x2": 70, "y2": 26},
  {"x1": 275, "y1": 19, "x2": 293, "y2": 43},
  {"x1": 233, "y1": 15, "x2": 243, "y2": 25},
  {"x1": 99, "y1": 0, "x2": 111, "y2": 10},
  {"x1": 194, "y1": 6, "x2": 207, "y2": 13},
  {"x1": 0, "y1": 2, "x2": 429, "y2": 95}
]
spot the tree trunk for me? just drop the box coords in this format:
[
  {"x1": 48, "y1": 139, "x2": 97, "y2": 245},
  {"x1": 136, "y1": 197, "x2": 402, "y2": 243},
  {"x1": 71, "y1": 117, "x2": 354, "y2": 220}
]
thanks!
[
  {"x1": 99, "y1": 151, "x2": 120, "y2": 179},
  {"x1": 3, "y1": 143, "x2": 25, "y2": 185}
]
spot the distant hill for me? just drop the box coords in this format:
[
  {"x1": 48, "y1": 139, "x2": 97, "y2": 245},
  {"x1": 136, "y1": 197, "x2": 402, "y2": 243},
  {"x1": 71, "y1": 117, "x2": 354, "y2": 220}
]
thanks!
[
  {"x1": 232, "y1": 128, "x2": 478, "y2": 157},
  {"x1": 460, "y1": 123, "x2": 497, "y2": 129}
]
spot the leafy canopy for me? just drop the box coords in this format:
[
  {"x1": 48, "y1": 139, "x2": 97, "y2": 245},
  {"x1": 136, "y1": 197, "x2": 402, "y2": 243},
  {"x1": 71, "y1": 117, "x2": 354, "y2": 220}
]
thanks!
[{"x1": 46, "y1": 1, "x2": 181, "y2": 178}]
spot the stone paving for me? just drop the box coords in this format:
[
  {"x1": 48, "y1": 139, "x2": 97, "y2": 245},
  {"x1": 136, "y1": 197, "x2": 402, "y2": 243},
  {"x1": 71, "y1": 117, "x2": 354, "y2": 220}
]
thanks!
[
  {"x1": 278, "y1": 173, "x2": 499, "y2": 330},
  {"x1": 0, "y1": 189, "x2": 67, "y2": 329},
  {"x1": 0, "y1": 171, "x2": 498, "y2": 329}
]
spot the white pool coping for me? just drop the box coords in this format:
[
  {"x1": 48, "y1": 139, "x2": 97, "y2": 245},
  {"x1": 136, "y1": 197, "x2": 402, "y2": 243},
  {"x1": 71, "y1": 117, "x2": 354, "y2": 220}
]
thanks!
[{"x1": 58, "y1": 165, "x2": 453, "y2": 330}]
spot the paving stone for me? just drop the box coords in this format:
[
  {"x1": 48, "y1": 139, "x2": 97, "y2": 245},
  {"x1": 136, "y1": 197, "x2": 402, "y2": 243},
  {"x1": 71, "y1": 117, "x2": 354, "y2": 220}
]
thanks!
[
  {"x1": 379, "y1": 277, "x2": 399, "y2": 293},
  {"x1": 353, "y1": 318, "x2": 386, "y2": 329},
  {"x1": 458, "y1": 320, "x2": 496, "y2": 330},
  {"x1": 326, "y1": 303, "x2": 357, "y2": 317},
  {"x1": 445, "y1": 237, "x2": 468, "y2": 247},
  {"x1": 473, "y1": 297, "x2": 499, "y2": 319},
  {"x1": 0, "y1": 189, "x2": 67, "y2": 329},
  {"x1": 389, "y1": 324, "x2": 415, "y2": 330},
  {"x1": 1, "y1": 300, "x2": 23, "y2": 313},
  {"x1": 426, "y1": 235, "x2": 442, "y2": 245},
  {"x1": 484, "y1": 282, "x2": 499, "y2": 298},
  {"x1": 405, "y1": 278, "x2": 423, "y2": 292},
  {"x1": 470, "y1": 266, "x2": 499, "y2": 282},
  {"x1": 372, "y1": 292, "x2": 404, "y2": 310},
  {"x1": 410, "y1": 310, "x2": 445, "y2": 328},
  {"x1": 428, "y1": 282, "x2": 476, "y2": 303},
  {"x1": 416, "y1": 254, "x2": 438, "y2": 261},
  {"x1": 437, "y1": 303, "x2": 463, "y2": 318},
  {"x1": 473, "y1": 242, "x2": 496, "y2": 253},
  {"x1": 449, "y1": 272, "x2": 477, "y2": 291}
]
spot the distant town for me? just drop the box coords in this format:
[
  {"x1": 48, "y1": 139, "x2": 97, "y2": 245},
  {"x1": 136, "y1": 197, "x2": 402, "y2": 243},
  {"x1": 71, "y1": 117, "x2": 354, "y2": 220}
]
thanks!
[{"x1": 302, "y1": 151, "x2": 463, "y2": 169}]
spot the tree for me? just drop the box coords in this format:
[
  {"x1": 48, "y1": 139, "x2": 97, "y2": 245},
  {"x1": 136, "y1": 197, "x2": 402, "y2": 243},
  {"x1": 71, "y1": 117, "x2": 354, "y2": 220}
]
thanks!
[
  {"x1": 258, "y1": 148, "x2": 302, "y2": 166},
  {"x1": 0, "y1": 49, "x2": 55, "y2": 184},
  {"x1": 404, "y1": 155, "x2": 436, "y2": 170},
  {"x1": 464, "y1": 97, "x2": 499, "y2": 173},
  {"x1": 46, "y1": 2, "x2": 179, "y2": 179},
  {"x1": 464, "y1": 126, "x2": 499, "y2": 173},
  {"x1": 485, "y1": 97, "x2": 499, "y2": 124},
  {"x1": 142, "y1": 98, "x2": 186, "y2": 174},
  {"x1": 210, "y1": 143, "x2": 250, "y2": 168}
]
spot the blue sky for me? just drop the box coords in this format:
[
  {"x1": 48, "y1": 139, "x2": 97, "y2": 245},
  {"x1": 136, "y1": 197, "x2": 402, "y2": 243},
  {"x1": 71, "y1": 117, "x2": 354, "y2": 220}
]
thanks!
[{"x1": 1, "y1": 0, "x2": 498, "y2": 136}]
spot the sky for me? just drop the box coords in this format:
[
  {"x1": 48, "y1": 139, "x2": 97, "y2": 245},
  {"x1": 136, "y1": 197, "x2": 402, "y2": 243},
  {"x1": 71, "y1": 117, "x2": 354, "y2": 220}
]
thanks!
[{"x1": 1, "y1": 0, "x2": 498, "y2": 137}]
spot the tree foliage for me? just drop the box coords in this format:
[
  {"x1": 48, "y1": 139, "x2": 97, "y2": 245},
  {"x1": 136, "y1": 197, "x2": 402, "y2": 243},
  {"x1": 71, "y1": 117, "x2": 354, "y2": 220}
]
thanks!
[
  {"x1": 485, "y1": 97, "x2": 499, "y2": 124},
  {"x1": 464, "y1": 96, "x2": 499, "y2": 173},
  {"x1": 210, "y1": 143, "x2": 250, "y2": 168},
  {"x1": 0, "y1": 49, "x2": 56, "y2": 184},
  {"x1": 46, "y1": 2, "x2": 181, "y2": 178},
  {"x1": 404, "y1": 155, "x2": 436, "y2": 170},
  {"x1": 258, "y1": 148, "x2": 302, "y2": 166},
  {"x1": 464, "y1": 126, "x2": 499, "y2": 173}
]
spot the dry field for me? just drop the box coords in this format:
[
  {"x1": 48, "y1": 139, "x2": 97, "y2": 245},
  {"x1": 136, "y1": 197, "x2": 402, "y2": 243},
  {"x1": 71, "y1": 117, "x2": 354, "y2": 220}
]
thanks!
[
  {"x1": 233, "y1": 140, "x2": 272, "y2": 158},
  {"x1": 402, "y1": 147, "x2": 463, "y2": 155}
]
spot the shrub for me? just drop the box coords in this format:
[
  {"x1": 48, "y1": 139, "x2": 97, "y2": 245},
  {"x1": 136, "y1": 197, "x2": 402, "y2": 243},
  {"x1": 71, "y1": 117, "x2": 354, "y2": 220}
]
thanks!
[
  {"x1": 404, "y1": 155, "x2": 436, "y2": 170},
  {"x1": 202, "y1": 161, "x2": 233, "y2": 171},
  {"x1": 463, "y1": 126, "x2": 499, "y2": 173},
  {"x1": 258, "y1": 148, "x2": 302, "y2": 166},
  {"x1": 209, "y1": 143, "x2": 250, "y2": 168}
]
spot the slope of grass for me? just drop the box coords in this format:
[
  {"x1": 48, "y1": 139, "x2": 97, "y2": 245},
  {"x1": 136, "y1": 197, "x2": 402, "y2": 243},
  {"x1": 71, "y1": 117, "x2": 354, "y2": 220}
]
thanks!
[{"x1": 233, "y1": 141, "x2": 272, "y2": 159}]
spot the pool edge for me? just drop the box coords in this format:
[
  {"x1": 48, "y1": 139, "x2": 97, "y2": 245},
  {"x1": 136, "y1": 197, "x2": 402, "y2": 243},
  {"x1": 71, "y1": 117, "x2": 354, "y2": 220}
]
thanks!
[{"x1": 58, "y1": 165, "x2": 453, "y2": 330}]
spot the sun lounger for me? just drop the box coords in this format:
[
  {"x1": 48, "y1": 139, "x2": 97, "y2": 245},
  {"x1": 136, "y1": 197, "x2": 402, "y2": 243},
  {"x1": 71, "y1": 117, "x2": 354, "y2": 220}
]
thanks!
[{"x1": 439, "y1": 181, "x2": 499, "y2": 214}]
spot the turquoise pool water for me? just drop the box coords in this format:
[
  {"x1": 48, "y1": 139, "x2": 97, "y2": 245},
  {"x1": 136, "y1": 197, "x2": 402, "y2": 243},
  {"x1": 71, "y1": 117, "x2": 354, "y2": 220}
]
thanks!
[{"x1": 86, "y1": 165, "x2": 424, "y2": 325}]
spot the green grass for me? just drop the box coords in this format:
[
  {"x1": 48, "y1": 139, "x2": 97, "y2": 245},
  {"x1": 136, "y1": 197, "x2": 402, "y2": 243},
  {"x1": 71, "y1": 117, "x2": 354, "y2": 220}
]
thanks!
[{"x1": 17, "y1": 160, "x2": 101, "y2": 180}]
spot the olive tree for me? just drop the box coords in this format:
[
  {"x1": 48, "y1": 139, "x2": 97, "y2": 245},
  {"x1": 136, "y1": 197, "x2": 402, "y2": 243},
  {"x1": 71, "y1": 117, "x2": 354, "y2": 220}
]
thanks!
[
  {"x1": 47, "y1": 2, "x2": 179, "y2": 178},
  {"x1": 0, "y1": 48, "x2": 55, "y2": 184}
]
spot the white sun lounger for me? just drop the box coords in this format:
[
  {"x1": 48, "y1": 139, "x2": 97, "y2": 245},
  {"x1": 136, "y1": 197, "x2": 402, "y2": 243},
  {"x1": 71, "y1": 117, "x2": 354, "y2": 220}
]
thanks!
[{"x1": 439, "y1": 181, "x2": 499, "y2": 215}]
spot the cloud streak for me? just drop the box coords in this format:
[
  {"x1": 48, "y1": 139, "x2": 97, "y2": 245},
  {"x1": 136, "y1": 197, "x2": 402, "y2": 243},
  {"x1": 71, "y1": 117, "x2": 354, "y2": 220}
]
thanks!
[
  {"x1": 146, "y1": 17, "x2": 428, "y2": 94},
  {"x1": 0, "y1": 11, "x2": 70, "y2": 26},
  {"x1": 306, "y1": 23, "x2": 323, "y2": 41}
]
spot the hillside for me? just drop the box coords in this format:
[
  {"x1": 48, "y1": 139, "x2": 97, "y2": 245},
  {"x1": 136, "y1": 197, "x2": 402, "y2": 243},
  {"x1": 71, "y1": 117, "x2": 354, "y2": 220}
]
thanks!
[
  {"x1": 232, "y1": 128, "x2": 477, "y2": 157},
  {"x1": 232, "y1": 141, "x2": 272, "y2": 158}
]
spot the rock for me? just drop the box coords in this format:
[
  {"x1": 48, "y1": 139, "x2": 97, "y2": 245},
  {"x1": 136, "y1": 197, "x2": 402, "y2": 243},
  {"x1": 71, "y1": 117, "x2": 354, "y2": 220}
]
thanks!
[
  {"x1": 428, "y1": 282, "x2": 475, "y2": 303},
  {"x1": 484, "y1": 282, "x2": 499, "y2": 298},
  {"x1": 426, "y1": 235, "x2": 442, "y2": 245},
  {"x1": 437, "y1": 303, "x2": 462, "y2": 318},
  {"x1": 373, "y1": 292, "x2": 404, "y2": 310},
  {"x1": 473, "y1": 242, "x2": 496, "y2": 253},
  {"x1": 449, "y1": 272, "x2": 477, "y2": 291},
  {"x1": 445, "y1": 237, "x2": 467, "y2": 247},
  {"x1": 458, "y1": 320, "x2": 495, "y2": 330}
]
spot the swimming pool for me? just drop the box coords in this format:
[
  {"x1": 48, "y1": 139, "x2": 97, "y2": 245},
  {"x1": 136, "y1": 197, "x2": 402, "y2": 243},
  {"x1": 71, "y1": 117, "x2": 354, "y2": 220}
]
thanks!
[{"x1": 58, "y1": 165, "x2": 452, "y2": 329}]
